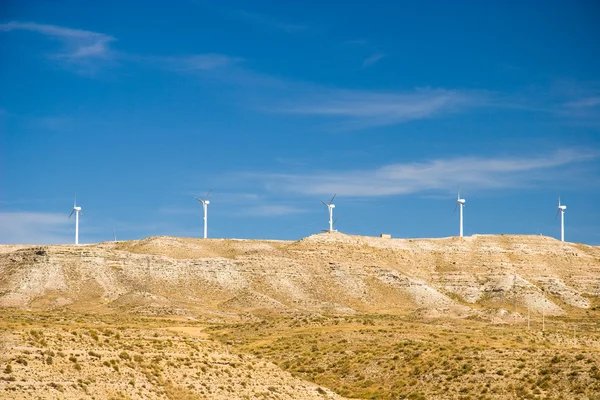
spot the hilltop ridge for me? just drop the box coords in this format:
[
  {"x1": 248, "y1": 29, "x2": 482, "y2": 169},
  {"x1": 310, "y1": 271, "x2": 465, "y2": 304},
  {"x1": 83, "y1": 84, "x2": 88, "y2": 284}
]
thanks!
[{"x1": 1, "y1": 232, "x2": 598, "y2": 320}]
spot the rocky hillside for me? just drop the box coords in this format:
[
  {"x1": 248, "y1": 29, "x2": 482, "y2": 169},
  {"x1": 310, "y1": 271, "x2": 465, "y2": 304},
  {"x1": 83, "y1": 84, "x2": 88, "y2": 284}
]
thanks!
[{"x1": 1, "y1": 232, "x2": 599, "y2": 320}]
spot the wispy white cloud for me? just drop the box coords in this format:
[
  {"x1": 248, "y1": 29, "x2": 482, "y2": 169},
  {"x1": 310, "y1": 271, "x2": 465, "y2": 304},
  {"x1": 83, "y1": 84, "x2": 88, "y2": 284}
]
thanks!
[
  {"x1": 362, "y1": 52, "x2": 385, "y2": 68},
  {"x1": 235, "y1": 10, "x2": 307, "y2": 33},
  {"x1": 0, "y1": 21, "x2": 116, "y2": 76},
  {"x1": 275, "y1": 88, "x2": 485, "y2": 130},
  {"x1": 536, "y1": 80, "x2": 600, "y2": 127},
  {"x1": 236, "y1": 205, "x2": 306, "y2": 217},
  {"x1": 242, "y1": 149, "x2": 598, "y2": 197},
  {"x1": 0, "y1": 212, "x2": 72, "y2": 244},
  {"x1": 0, "y1": 21, "x2": 115, "y2": 60},
  {"x1": 557, "y1": 93, "x2": 600, "y2": 127},
  {"x1": 344, "y1": 39, "x2": 369, "y2": 46},
  {"x1": 176, "y1": 54, "x2": 243, "y2": 70},
  {"x1": 343, "y1": 38, "x2": 387, "y2": 69},
  {"x1": 1, "y1": 20, "x2": 249, "y2": 79},
  {"x1": 136, "y1": 53, "x2": 243, "y2": 72},
  {"x1": 564, "y1": 97, "x2": 600, "y2": 109}
]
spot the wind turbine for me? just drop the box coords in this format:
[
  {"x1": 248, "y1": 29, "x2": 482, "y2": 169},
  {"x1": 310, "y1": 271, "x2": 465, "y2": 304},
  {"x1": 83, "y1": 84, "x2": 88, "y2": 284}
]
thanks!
[
  {"x1": 555, "y1": 197, "x2": 566, "y2": 242},
  {"x1": 321, "y1": 194, "x2": 336, "y2": 232},
  {"x1": 68, "y1": 193, "x2": 82, "y2": 245},
  {"x1": 194, "y1": 190, "x2": 212, "y2": 239},
  {"x1": 454, "y1": 189, "x2": 466, "y2": 237}
]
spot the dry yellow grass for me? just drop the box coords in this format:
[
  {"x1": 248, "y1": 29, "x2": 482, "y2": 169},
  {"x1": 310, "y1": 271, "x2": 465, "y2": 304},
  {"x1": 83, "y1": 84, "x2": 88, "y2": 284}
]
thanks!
[{"x1": 1, "y1": 232, "x2": 599, "y2": 399}]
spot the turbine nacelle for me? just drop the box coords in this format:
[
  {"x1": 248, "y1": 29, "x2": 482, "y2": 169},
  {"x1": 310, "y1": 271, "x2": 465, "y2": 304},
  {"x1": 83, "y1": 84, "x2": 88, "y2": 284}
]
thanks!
[
  {"x1": 558, "y1": 205, "x2": 566, "y2": 211},
  {"x1": 329, "y1": 204, "x2": 335, "y2": 209},
  {"x1": 457, "y1": 199, "x2": 466, "y2": 205}
]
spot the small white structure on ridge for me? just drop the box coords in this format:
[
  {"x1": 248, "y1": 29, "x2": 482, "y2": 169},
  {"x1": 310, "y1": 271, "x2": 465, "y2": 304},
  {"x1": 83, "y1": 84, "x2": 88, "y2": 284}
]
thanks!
[
  {"x1": 556, "y1": 197, "x2": 566, "y2": 242},
  {"x1": 454, "y1": 189, "x2": 466, "y2": 237},
  {"x1": 68, "y1": 193, "x2": 82, "y2": 245},
  {"x1": 194, "y1": 189, "x2": 212, "y2": 239},
  {"x1": 321, "y1": 194, "x2": 336, "y2": 232}
]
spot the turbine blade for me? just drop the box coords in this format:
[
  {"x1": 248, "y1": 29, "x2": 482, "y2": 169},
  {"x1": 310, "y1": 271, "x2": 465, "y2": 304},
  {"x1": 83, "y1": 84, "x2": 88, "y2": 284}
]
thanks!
[
  {"x1": 68, "y1": 209, "x2": 75, "y2": 219},
  {"x1": 333, "y1": 216, "x2": 338, "y2": 228},
  {"x1": 330, "y1": 194, "x2": 336, "y2": 204},
  {"x1": 74, "y1": 192, "x2": 77, "y2": 207},
  {"x1": 453, "y1": 203, "x2": 458, "y2": 212},
  {"x1": 555, "y1": 209, "x2": 559, "y2": 219},
  {"x1": 194, "y1": 197, "x2": 203, "y2": 202},
  {"x1": 321, "y1": 201, "x2": 328, "y2": 206},
  {"x1": 206, "y1": 189, "x2": 212, "y2": 198}
]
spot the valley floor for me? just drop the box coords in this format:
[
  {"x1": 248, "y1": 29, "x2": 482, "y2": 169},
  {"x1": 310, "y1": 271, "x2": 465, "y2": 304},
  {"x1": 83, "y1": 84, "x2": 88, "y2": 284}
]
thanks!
[{"x1": 1, "y1": 311, "x2": 600, "y2": 400}]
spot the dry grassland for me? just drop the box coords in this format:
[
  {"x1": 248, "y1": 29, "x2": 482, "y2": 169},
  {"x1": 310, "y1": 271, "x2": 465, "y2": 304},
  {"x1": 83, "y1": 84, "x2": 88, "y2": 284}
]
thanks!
[{"x1": 1, "y1": 232, "x2": 599, "y2": 399}]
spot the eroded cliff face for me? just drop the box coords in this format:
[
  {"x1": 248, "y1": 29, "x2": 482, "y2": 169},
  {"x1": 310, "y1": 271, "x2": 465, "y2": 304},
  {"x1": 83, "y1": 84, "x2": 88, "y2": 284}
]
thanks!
[{"x1": 1, "y1": 232, "x2": 599, "y2": 319}]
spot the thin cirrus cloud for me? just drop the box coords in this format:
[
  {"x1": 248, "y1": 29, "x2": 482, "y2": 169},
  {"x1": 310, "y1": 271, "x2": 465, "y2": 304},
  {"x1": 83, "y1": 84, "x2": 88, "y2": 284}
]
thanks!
[
  {"x1": 0, "y1": 212, "x2": 72, "y2": 244},
  {"x1": 135, "y1": 53, "x2": 244, "y2": 72},
  {"x1": 558, "y1": 96, "x2": 600, "y2": 127},
  {"x1": 245, "y1": 149, "x2": 598, "y2": 197},
  {"x1": 564, "y1": 97, "x2": 600, "y2": 109},
  {"x1": 274, "y1": 88, "x2": 485, "y2": 130},
  {"x1": 0, "y1": 21, "x2": 115, "y2": 60},
  {"x1": 1, "y1": 20, "x2": 481, "y2": 131},
  {"x1": 236, "y1": 205, "x2": 306, "y2": 217},
  {"x1": 362, "y1": 52, "x2": 386, "y2": 68},
  {"x1": 0, "y1": 21, "x2": 241, "y2": 75},
  {"x1": 159, "y1": 203, "x2": 304, "y2": 217}
]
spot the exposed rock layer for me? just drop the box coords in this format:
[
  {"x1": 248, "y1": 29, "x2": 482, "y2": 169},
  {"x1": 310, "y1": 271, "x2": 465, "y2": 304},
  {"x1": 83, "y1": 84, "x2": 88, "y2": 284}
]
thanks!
[{"x1": 1, "y1": 233, "x2": 598, "y2": 319}]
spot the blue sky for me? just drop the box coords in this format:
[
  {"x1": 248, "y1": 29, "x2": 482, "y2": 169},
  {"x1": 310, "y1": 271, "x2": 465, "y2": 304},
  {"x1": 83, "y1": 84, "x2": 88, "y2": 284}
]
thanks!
[{"x1": 1, "y1": 0, "x2": 599, "y2": 245}]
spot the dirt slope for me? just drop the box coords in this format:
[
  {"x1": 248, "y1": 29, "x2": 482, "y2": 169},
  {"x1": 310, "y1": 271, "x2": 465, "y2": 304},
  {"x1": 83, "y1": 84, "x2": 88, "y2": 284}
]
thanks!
[{"x1": 1, "y1": 232, "x2": 599, "y2": 319}]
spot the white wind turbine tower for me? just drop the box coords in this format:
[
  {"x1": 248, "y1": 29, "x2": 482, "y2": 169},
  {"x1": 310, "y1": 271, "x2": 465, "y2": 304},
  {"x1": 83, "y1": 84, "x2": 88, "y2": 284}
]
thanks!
[
  {"x1": 68, "y1": 193, "x2": 82, "y2": 245},
  {"x1": 194, "y1": 190, "x2": 212, "y2": 239},
  {"x1": 556, "y1": 196, "x2": 566, "y2": 242},
  {"x1": 321, "y1": 194, "x2": 336, "y2": 232},
  {"x1": 454, "y1": 189, "x2": 466, "y2": 237}
]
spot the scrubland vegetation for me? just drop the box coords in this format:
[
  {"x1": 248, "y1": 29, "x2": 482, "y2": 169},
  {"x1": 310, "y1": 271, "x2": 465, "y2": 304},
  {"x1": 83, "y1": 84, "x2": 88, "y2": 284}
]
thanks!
[{"x1": 209, "y1": 312, "x2": 600, "y2": 399}]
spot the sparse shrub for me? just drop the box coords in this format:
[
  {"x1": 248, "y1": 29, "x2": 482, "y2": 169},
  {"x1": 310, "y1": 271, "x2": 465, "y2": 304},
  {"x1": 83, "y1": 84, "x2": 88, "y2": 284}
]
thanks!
[
  {"x1": 88, "y1": 351, "x2": 101, "y2": 359},
  {"x1": 48, "y1": 382, "x2": 64, "y2": 392}
]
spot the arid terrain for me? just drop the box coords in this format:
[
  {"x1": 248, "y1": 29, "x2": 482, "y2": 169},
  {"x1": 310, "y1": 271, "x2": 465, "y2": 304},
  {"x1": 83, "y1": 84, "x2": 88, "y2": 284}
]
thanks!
[{"x1": 1, "y1": 232, "x2": 599, "y2": 399}]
